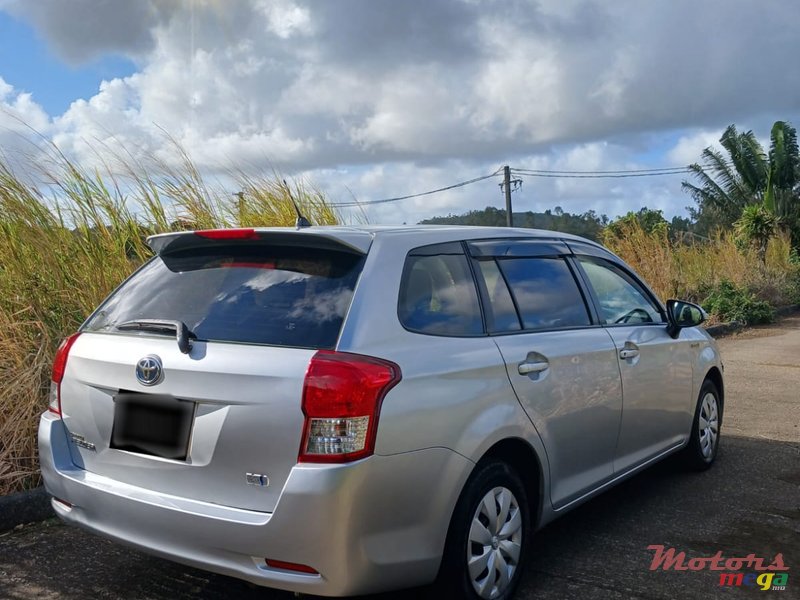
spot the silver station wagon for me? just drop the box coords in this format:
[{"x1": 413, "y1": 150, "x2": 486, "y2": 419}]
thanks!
[{"x1": 39, "y1": 225, "x2": 723, "y2": 599}]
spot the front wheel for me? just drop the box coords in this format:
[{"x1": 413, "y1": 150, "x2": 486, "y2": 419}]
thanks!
[
  {"x1": 682, "y1": 379, "x2": 721, "y2": 470},
  {"x1": 435, "y1": 461, "x2": 530, "y2": 600}
]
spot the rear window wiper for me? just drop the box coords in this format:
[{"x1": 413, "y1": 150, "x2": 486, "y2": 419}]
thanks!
[{"x1": 117, "y1": 319, "x2": 197, "y2": 354}]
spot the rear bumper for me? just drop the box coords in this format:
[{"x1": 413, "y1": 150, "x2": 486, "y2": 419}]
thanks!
[{"x1": 38, "y1": 412, "x2": 473, "y2": 596}]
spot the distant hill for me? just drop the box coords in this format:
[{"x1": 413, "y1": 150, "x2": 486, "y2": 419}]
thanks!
[{"x1": 420, "y1": 206, "x2": 609, "y2": 241}]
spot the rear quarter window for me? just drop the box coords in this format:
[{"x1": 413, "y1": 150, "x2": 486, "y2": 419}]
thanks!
[
  {"x1": 83, "y1": 244, "x2": 364, "y2": 349},
  {"x1": 398, "y1": 250, "x2": 483, "y2": 336}
]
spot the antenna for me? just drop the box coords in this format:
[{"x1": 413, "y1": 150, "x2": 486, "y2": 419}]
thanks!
[{"x1": 283, "y1": 179, "x2": 312, "y2": 228}]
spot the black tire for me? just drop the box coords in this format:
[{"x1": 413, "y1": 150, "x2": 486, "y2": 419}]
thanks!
[
  {"x1": 433, "y1": 461, "x2": 531, "y2": 600},
  {"x1": 682, "y1": 379, "x2": 722, "y2": 471}
]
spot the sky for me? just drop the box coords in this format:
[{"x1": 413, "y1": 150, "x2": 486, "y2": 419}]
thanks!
[{"x1": 0, "y1": 0, "x2": 798, "y2": 225}]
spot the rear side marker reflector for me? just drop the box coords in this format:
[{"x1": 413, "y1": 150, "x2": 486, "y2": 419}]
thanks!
[
  {"x1": 195, "y1": 228, "x2": 258, "y2": 240},
  {"x1": 265, "y1": 559, "x2": 319, "y2": 575},
  {"x1": 53, "y1": 497, "x2": 73, "y2": 509}
]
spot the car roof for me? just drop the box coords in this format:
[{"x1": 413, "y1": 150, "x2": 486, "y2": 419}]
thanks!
[{"x1": 147, "y1": 225, "x2": 604, "y2": 255}]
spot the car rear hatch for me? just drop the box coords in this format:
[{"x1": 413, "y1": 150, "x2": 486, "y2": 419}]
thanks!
[{"x1": 59, "y1": 228, "x2": 370, "y2": 513}]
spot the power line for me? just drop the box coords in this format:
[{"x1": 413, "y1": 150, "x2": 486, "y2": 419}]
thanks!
[
  {"x1": 329, "y1": 171, "x2": 501, "y2": 207},
  {"x1": 511, "y1": 167, "x2": 690, "y2": 179},
  {"x1": 512, "y1": 170, "x2": 689, "y2": 179},
  {"x1": 329, "y1": 164, "x2": 692, "y2": 209},
  {"x1": 511, "y1": 166, "x2": 689, "y2": 175}
]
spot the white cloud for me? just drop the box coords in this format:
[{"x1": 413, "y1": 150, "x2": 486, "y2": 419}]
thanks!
[
  {"x1": 257, "y1": 0, "x2": 313, "y2": 39},
  {"x1": 667, "y1": 130, "x2": 725, "y2": 167},
  {"x1": 0, "y1": 77, "x2": 50, "y2": 131},
  {"x1": 1, "y1": 0, "x2": 799, "y2": 223},
  {"x1": 0, "y1": 77, "x2": 52, "y2": 161}
]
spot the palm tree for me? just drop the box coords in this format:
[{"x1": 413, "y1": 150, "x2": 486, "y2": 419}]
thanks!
[
  {"x1": 734, "y1": 204, "x2": 777, "y2": 265},
  {"x1": 682, "y1": 121, "x2": 799, "y2": 241},
  {"x1": 764, "y1": 121, "x2": 799, "y2": 221}
]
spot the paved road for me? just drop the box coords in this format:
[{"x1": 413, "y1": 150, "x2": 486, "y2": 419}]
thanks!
[{"x1": 1, "y1": 318, "x2": 798, "y2": 599}]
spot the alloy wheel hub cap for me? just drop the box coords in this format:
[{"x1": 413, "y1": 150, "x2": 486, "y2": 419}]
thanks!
[
  {"x1": 698, "y1": 392, "x2": 719, "y2": 459},
  {"x1": 467, "y1": 486, "x2": 523, "y2": 599}
]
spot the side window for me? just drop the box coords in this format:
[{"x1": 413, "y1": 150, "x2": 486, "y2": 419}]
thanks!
[
  {"x1": 477, "y1": 259, "x2": 521, "y2": 332},
  {"x1": 498, "y1": 257, "x2": 591, "y2": 330},
  {"x1": 398, "y1": 252, "x2": 483, "y2": 336},
  {"x1": 578, "y1": 258, "x2": 664, "y2": 325}
]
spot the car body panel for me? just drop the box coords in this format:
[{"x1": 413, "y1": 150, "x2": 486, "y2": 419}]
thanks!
[
  {"x1": 604, "y1": 324, "x2": 695, "y2": 473},
  {"x1": 492, "y1": 328, "x2": 623, "y2": 508},
  {"x1": 39, "y1": 412, "x2": 473, "y2": 597},
  {"x1": 59, "y1": 333, "x2": 314, "y2": 513}
]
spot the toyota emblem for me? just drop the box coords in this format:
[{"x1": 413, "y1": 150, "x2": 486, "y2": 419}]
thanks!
[{"x1": 135, "y1": 355, "x2": 163, "y2": 386}]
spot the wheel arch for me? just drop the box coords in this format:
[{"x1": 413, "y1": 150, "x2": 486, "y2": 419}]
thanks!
[
  {"x1": 704, "y1": 366, "x2": 724, "y2": 421},
  {"x1": 475, "y1": 437, "x2": 545, "y2": 530}
]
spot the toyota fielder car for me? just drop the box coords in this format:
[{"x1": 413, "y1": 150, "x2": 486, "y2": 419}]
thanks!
[{"x1": 39, "y1": 225, "x2": 723, "y2": 599}]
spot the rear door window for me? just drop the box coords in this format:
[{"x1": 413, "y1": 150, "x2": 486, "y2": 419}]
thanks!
[
  {"x1": 476, "y1": 259, "x2": 522, "y2": 332},
  {"x1": 498, "y1": 257, "x2": 591, "y2": 330},
  {"x1": 398, "y1": 248, "x2": 483, "y2": 336},
  {"x1": 83, "y1": 245, "x2": 364, "y2": 349}
]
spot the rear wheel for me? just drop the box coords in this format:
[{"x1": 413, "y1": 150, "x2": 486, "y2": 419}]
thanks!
[
  {"x1": 682, "y1": 379, "x2": 721, "y2": 470},
  {"x1": 435, "y1": 461, "x2": 530, "y2": 599}
]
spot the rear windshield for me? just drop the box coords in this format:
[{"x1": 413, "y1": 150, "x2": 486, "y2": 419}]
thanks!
[{"x1": 84, "y1": 244, "x2": 364, "y2": 349}]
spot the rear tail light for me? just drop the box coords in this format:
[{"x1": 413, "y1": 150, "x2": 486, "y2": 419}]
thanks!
[
  {"x1": 48, "y1": 333, "x2": 81, "y2": 416},
  {"x1": 299, "y1": 350, "x2": 401, "y2": 463}
]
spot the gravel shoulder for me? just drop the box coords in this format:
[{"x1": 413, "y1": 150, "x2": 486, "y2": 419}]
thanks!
[{"x1": 715, "y1": 314, "x2": 800, "y2": 443}]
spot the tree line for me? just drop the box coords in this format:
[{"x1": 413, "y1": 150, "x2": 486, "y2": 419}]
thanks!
[
  {"x1": 420, "y1": 206, "x2": 608, "y2": 240},
  {"x1": 422, "y1": 120, "x2": 800, "y2": 255}
]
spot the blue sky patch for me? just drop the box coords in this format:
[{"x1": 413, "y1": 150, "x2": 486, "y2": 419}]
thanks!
[{"x1": 0, "y1": 11, "x2": 135, "y2": 115}]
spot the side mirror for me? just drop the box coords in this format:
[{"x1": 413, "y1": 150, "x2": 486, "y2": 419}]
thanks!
[{"x1": 666, "y1": 299, "x2": 707, "y2": 338}]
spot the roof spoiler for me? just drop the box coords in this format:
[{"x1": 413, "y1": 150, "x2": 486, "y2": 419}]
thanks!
[{"x1": 146, "y1": 228, "x2": 372, "y2": 255}]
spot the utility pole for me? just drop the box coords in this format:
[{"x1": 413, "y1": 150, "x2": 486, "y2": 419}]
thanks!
[{"x1": 503, "y1": 165, "x2": 513, "y2": 227}]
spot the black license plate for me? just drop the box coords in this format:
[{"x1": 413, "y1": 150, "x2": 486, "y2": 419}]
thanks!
[{"x1": 110, "y1": 393, "x2": 195, "y2": 460}]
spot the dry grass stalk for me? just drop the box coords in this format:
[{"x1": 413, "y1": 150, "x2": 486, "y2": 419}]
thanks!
[
  {"x1": 0, "y1": 140, "x2": 342, "y2": 495},
  {"x1": 603, "y1": 220, "x2": 799, "y2": 308}
]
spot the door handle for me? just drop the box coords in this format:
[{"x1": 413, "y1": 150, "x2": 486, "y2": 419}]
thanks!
[
  {"x1": 518, "y1": 360, "x2": 549, "y2": 375},
  {"x1": 619, "y1": 348, "x2": 639, "y2": 360}
]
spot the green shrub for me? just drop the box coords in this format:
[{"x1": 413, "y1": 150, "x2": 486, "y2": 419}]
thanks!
[
  {"x1": 702, "y1": 280, "x2": 775, "y2": 324},
  {"x1": 786, "y1": 269, "x2": 800, "y2": 304},
  {"x1": 789, "y1": 247, "x2": 800, "y2": 266}
]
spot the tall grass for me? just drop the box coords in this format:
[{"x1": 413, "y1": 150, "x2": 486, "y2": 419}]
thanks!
[
  {"x1": 3, "y1": 141, "x2": 798, "y2": 496},
  {"x1": 0, "y1": 142, "x2": 342, "y2": 495},
  {"x1": 603, "y1": 220, "x2": 800, "y2": 318}
]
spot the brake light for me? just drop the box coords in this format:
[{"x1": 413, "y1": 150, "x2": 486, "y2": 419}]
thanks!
[
  {"x1": 195, "y1": 228, "x2": 258, "y2": 240},
  {"x1": 299, "y1": 350, "x2": 401, "y2": 463},
  {"x1": 219, "y1": 261, "x2": 276, "y2": 269},
  {"x1": 49, "y1": 333, "x2": 81, "y2": 416}
]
